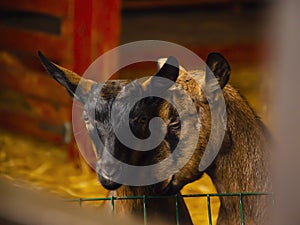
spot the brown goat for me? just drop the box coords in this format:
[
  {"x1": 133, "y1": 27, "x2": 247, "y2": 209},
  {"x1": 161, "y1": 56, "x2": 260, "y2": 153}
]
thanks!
[{"x1": 38, "y1": 51, "x2": 271, "y2": 225}]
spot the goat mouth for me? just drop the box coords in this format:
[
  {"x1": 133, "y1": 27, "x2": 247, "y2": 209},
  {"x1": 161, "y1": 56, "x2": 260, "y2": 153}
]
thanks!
[{"x1": 98, "y1": 174, "x2": 122, "y2": 190}]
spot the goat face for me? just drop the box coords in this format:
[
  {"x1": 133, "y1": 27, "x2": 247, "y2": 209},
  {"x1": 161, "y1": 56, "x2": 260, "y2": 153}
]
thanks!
[
  {"x1": 38, "y1": 51, "x2": 230, "y2": 194},
  {"x1": 84, "y1": 81, "x2": 180, "y2": 190},
  {"x1": 38, "y1": 52, "x2": 182, "y2": 191}
]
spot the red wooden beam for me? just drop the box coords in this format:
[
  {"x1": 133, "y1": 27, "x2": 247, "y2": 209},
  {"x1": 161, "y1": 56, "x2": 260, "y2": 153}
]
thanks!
[{"x1": 73, "y1": 0, "x2": 93, "y2": 74}]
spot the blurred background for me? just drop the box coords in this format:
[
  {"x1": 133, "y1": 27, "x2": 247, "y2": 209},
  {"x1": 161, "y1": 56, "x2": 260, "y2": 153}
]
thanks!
[{"x1": 0, "y1": 0, "x2": 272, "y2": 224}]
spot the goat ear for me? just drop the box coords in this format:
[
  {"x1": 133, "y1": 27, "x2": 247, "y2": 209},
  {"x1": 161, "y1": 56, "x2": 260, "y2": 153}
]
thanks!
[
  {"x1": 157, "y1": 57, "x2": 187, "y2": 73},
  {"x1": 206, "y1": 52, "x2": 230, "y2": 89},
  {"x1": 143, "y1": 56, "x2": 179, "y2": 92},
  {"x1": 155, "y1": 56, "x2": 179, "y2": 83},
  {"x1": 38, "y1": 51, "x2": 96, "y2": 103}
]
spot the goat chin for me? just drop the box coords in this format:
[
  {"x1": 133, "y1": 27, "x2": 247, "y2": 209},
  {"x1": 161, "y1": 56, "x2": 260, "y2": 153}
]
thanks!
[{"x1": 99, "y1": 173, "x2": 175, "y2": 195}]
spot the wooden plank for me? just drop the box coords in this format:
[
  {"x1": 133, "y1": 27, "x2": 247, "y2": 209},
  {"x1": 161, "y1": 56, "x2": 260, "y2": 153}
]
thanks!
[
  {"x1": 0, "y1": 88, "x2": 71, "y2": 125},
  {"x1": 122, "y1": 0, "x2": 233, "y2": 9},
  {"x1": 0, "y1": 51, "x2": 72, "y2": 105},
  {"x1": 0, "y1": 25, "x2": 72, "y2": 64},
  {"x1": 188, "y1": 43, "x2": 266, "y2": 64},
  {"x1": 73, "y1": 0, "x2": 93, "y2": 74},
  {"x1": 92, "y1": 0, "x2": 121, "y2": 58},
  {"x1": 116, "y1": 43, "x2": 264, "y2": 79},
  {"x1": 0, "y1": 0, "x2": 70, "y2": 18},
  {"x1": 0, "y1": 109, "x2": 67, "y2": 144},
  {"x1": 71, "y1": 0, "x2": 121, "y2": 74},
  {"x1": 60, "y1": 9, "x2": 75, "y2": 70},
  {"x1": 0, "y1": 71, "x2": 72, "y2": 105}
]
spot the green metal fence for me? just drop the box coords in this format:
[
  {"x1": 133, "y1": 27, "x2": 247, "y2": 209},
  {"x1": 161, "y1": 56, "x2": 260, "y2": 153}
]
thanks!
[{"x1": 69, "y1": 192, "x2": 273, "y2": 225}]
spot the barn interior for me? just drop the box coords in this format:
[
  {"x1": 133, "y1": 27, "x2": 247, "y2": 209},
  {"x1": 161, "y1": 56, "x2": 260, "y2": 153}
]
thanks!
[{"x1": 0, "y1": 1, "x2": 271, "y2": 225}]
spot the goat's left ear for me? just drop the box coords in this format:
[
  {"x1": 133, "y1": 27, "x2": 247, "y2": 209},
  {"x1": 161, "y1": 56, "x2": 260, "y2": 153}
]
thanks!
[
  {"x1": 38, "y1": 51, "x2": 96, "y2": 103},
  {"x1": 142, "y1": 56, "x2": 179, "y2": 92},
  {"x1": 206, "y1": 52, "x2": 230, "y2": 89}
]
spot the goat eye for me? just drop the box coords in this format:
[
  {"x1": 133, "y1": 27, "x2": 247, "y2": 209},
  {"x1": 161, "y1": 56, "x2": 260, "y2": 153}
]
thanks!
[
  {"x1": 83, "y1": 115, "x2": 90, "y2": 123},
  {"x1": 169, "y1": 121, "x2": 181, "y2": 129},
  {"x1": 139, "y1": 116, "x2": 148, "y2": 123}
]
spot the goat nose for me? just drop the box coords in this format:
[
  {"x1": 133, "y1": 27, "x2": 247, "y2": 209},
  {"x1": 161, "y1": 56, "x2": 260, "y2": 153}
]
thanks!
[
  {"x1": 102, "y1": 161, "x2": 114, "y2": 172},
  {"x1": 99, "y1": 160, "x2": 121, "y2": 178}
]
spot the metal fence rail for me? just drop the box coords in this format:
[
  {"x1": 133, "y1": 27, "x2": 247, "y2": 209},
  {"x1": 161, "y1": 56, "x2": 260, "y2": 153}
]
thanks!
[{"x1": 68, "y1": 192, "x2": 273, "y2": 225}]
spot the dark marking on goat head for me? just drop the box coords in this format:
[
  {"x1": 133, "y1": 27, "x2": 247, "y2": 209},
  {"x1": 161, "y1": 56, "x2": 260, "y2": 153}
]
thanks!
[{"x1": 142, "y1": 56, "x2": 179, "y2": 94}]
